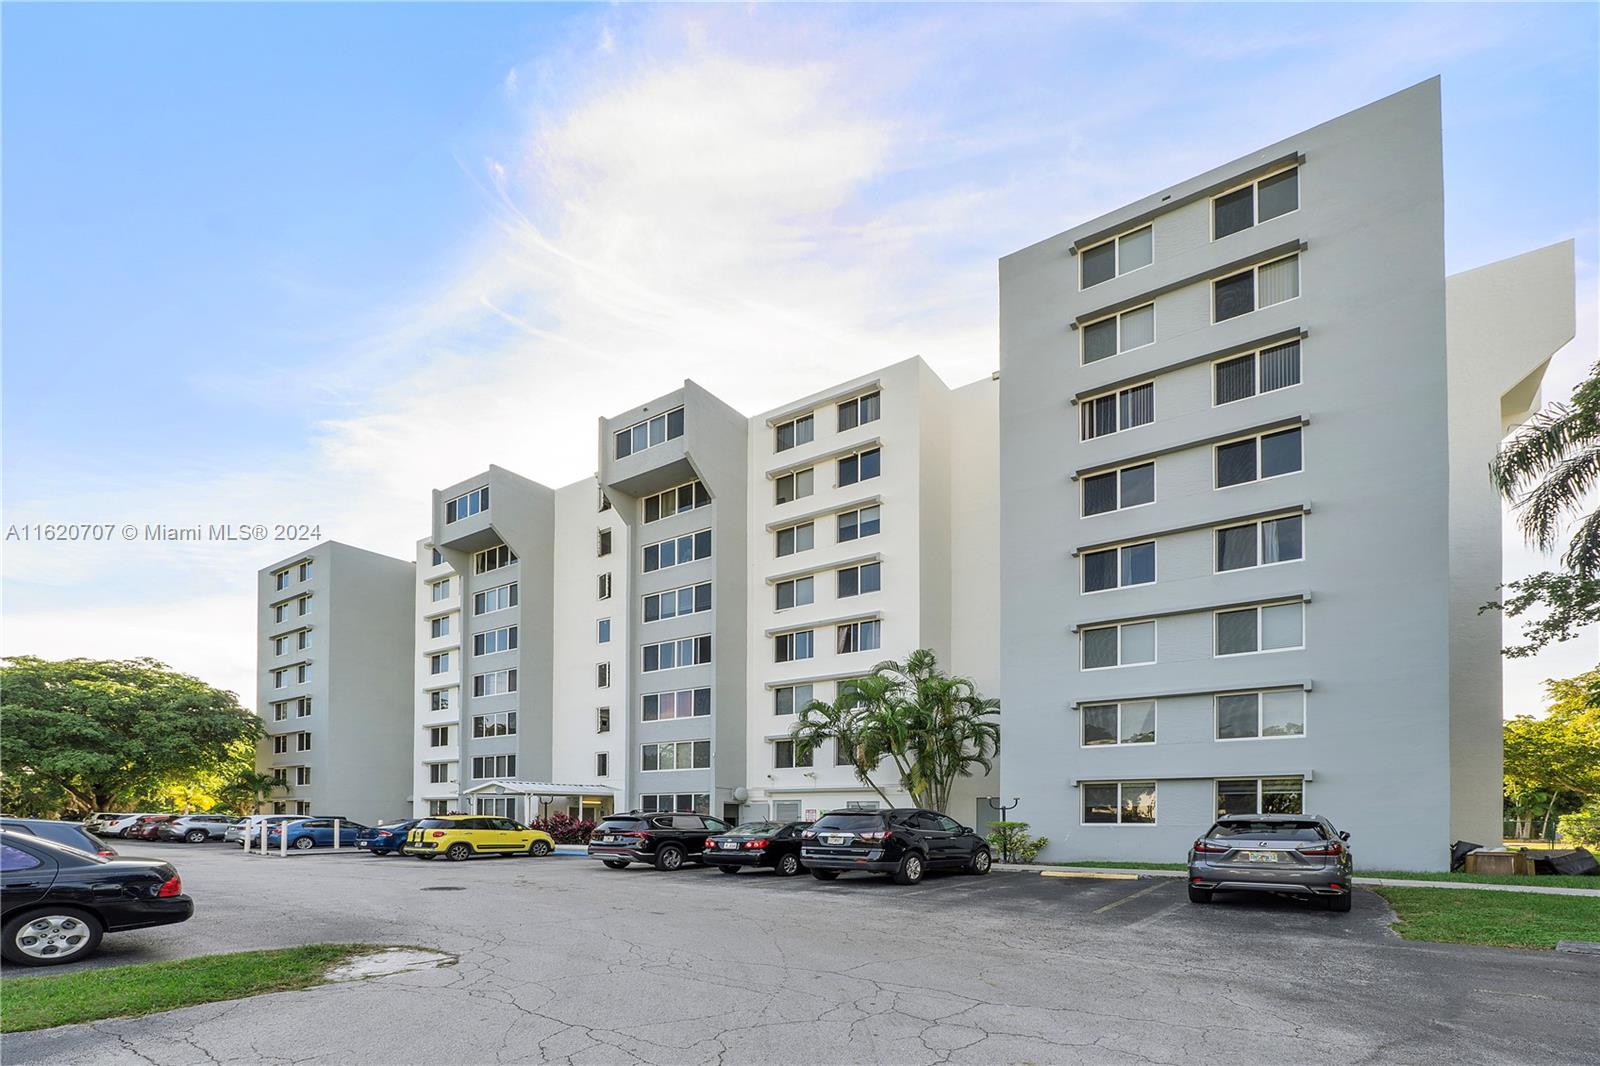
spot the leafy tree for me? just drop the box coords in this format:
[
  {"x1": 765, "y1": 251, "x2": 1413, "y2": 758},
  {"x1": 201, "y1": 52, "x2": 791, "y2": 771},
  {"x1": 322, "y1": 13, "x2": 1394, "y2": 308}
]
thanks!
[
  {"x1": 790, "y1": 649, "x2": 998, "y2": 813},
  {"x1": 1485, "y1": 363, "x2": 1600, "y2": 656},
  {"x1": 1502, "y1": 670, "x2": 1600, "y2": 839},
  {"x1": 1557, "y1": 801, "x2": 1600, "y2": 849},
  {"x1": 0, "y1": 656, "x2": 262, "y2": 817},
  {"x1": 985, "y1": 821, "x2": 1047, "y2": 864}
]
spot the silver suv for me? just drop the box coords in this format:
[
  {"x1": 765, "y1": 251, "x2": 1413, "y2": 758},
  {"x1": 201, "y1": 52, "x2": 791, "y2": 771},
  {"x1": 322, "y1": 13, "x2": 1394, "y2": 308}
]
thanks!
[{"x1": 1187, "y1": 814, "x2": 1353, "y2": 912}]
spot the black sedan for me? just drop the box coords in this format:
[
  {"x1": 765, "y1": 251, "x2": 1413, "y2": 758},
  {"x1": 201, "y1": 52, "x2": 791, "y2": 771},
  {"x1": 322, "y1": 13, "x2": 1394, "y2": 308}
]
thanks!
[
  {"x1": 356, "y1": 820, "x2": 421, "y2": 856},
  {"x1": 1, "y1": 828, "x2": 194, "y2": 966},
  {"x1": 702, "y1": 820, "x2": 811, "y2": 876}
]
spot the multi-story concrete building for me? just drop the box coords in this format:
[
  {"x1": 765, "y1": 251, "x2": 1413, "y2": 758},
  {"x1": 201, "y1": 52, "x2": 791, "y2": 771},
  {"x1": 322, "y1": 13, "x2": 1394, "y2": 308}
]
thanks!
[
  {"x1": 255, "y1": 541, "x2": 414, "y2": 823},
  {"x1": 998, "y1": 78, "x2": 1575, "y2": 870}
]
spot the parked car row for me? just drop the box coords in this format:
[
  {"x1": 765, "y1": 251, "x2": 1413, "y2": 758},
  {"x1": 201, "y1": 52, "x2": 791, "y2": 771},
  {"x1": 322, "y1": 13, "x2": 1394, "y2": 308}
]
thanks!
[{"x1": 86, "y1": 812, "x2": 235, "y2": 841}]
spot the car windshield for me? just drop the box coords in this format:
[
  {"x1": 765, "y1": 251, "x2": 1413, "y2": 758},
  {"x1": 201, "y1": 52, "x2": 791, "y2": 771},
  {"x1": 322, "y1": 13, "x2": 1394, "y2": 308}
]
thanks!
[
  {"x1": 811, "y1": 814, "x2": 886, "y2": 831},
  {"x1": 728, "y1": 822, "x2": 779, "y2": 835},
  {"x1": 1209, "y1": 820, "x2": 1326, "y2": 841}
]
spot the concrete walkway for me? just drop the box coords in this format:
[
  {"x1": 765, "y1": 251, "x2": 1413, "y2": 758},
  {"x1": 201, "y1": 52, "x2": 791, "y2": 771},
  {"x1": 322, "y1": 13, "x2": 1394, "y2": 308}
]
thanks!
[{"x1": 1000, "y1": 863, "x2": 1600, "y2": 896}]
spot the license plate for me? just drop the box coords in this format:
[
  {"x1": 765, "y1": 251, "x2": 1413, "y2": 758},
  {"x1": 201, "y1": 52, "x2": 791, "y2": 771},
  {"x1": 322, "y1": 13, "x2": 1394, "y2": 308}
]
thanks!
[
  {"x1": 1240, "y1": 851, "x2": 1279, "y2": 863},
  {"x1": 356, "y1": 841, "x2": 369, "y2": 848},
  {"x1": 824, "y1": 835, "x2": 849, "y2": 846},
  {"x1": 720, "y1": 842, "x2": 738, "y2": 850},
  {"x1": 603, "y1": 835, "x2": 618, "y2": 843}
]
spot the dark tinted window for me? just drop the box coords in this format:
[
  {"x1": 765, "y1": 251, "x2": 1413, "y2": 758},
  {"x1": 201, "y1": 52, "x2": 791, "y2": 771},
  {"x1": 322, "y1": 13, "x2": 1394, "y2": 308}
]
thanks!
[
  {"x1": 417, "y1": 819, "x2": 460, "y2": 830},
  {"x1": 1214, "y1": 271, "x2": 1254, "y2": 321},
  {"x1": 670, "y1": 815, "x2": 705, "y2": 830},
  {"x1": 1, "y1": 843, "x2": 41, "y2": 871},
  {"x1": 1210, "y1": 820, "x2": 1325, "y2": 840},
  {"x1": 1081, "y1": 242, "x2": 1116, "y2": 288},
  {"x1": 1082, "y1": 472, "x2": 1118, "y2": 516},
  {"x1": 1260, "y1": 428, "x2": 1302, "y2": 478},
  {"x1": 811, "y1": 813, "x2": 887, "y2": 831},
  {"x1": 1082, "y1": 318, "x2": 1118, "y2": 363},
  {"x1": 1213, "y1": 186, "x2": 1254, "y2": 238},
  {"x1": 1257, "y1": 169, "x2": 1298, "y2": 222},
  {"x1": 1216, "y1": 439, "x2": 1258, "y2": 487},
  {"x1": 1120, "y1": 464, "x2": 1155, "y2": 507},
  {"x1": 596, "y1": 818, "x2": 646, "y2": 832}
]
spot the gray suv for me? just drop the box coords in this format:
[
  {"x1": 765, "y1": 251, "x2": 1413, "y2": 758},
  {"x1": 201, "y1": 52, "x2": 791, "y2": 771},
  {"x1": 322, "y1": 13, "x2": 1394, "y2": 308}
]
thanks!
[{"x1": 1187, "y1": 814, "x2": 1353, "y2": 911}]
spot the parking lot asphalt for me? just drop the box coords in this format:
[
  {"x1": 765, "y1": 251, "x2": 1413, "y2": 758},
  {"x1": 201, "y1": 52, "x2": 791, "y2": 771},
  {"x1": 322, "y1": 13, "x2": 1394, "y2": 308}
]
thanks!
[{"x1": 4, "y1": 842, "x2": 1598, "y2": 1065}]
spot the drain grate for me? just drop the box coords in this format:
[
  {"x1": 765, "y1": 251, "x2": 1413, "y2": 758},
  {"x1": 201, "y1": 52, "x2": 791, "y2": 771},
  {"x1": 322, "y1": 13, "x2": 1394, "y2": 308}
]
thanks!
[{"x1": 420, "y1": 886, "x2": 466, "y2": 891}]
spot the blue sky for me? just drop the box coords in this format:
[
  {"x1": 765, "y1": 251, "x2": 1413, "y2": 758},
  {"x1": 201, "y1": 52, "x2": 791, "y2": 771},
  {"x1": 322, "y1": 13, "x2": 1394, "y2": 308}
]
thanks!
[{"x1": 3, "y1": 3, "x2": 1596, "y2": 708}]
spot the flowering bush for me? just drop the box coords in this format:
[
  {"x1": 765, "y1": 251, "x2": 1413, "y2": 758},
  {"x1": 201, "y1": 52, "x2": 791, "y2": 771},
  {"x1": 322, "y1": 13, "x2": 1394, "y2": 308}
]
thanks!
[{"x1": 529, "y1": 813, "x2": 597, "y2": 843}]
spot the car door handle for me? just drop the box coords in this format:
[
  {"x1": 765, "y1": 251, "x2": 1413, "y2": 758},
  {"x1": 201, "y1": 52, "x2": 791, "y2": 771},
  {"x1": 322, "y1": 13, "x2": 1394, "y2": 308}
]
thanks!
[{"x1": 6, "y1": 880, "x2": 45, "y2": 890}]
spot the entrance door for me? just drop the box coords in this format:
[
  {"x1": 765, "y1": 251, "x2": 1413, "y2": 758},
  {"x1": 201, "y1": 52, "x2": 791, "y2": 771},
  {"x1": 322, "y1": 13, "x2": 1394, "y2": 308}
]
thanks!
[{"x1": 722, "y1": 803, "x2": 741, "y2": 826}]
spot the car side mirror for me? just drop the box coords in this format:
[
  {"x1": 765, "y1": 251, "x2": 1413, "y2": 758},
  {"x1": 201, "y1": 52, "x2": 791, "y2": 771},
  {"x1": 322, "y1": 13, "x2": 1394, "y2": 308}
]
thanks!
[
  {"x1": 1339, "y1": 831, "x2": 1350, "y2": 841},
  {"x1": 959, "y1": 826, "x2": 973, "y2": 836}
]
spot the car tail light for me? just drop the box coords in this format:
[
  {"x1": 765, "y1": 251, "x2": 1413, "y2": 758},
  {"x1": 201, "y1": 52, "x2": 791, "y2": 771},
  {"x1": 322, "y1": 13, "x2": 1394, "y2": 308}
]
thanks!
[
  {"x1": 431, "y1": 831, "x2": 447, "y2": 838},
  {"x1": 1329, "y1": 882, "x2": 1343, "y2": 890},
  {"x1": 97, "y1": 849, "x2": 116, "y2": 858},
  {"x1": 744, "y1": 839, "x2": 769, "y2": 850},
  {"x1": 1193, "y1": 840, "x2": 1228, "y2": 853},
  {"x1": 705, "y1": 838, "x2": 717, "y2": 849},
  {"x1": 858, "y1": 830, "x2": 892, "y2": 844},
  {"x1": 157, "y1": 875, "x2": 183, "y2": 898},
  {"x1": 801, "y1": 830, "x2": 816, "y2": 839},
  {"x1": 1300, "y1": 842, "x2": 1344, "y2": 857}
]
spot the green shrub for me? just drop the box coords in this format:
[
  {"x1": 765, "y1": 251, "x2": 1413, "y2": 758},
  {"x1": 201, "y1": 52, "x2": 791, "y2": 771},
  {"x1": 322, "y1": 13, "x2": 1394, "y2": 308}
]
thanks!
[
  {"x1": 1557, "y1": 801, "x2": 1600, "y2": 849},
  {"x1": 986, "y1": 821, "x2": 1048, "y2": 863}
]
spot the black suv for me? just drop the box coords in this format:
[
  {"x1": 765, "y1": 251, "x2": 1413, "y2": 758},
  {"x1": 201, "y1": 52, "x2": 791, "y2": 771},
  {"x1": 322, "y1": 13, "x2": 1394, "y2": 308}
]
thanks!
[
  {"x1": 800, "y1": 809, "x2": 991, "y2": 885},
  {"x1": 587, "y1": 812, "x2": 733, "y2": 871}
]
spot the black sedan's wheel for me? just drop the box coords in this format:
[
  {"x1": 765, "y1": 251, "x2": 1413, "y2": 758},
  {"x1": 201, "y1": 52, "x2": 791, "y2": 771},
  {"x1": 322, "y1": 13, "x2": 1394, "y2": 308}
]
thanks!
[
  {"x1": 2, "y1": 908, "x2": 104, "y2": 967},
  {"x1": 776, "y1": 853, "x2": 801, "y2": 877},
  {"x1": 1324, "y1": 891, "x2": 1352, "y2": 913},
  {"x1": 1187, "y1": 885, "x2": 1213, "y2": 904},
  {"x1": 527, "y1": 840, "x2": 552, "y2": 857},
  {"x1": 967, "y1": 848, "x2": 992, "y2": 875},
  {"x1": 810, "y1": 868, "x2": 840, "y2": 881},
  {"x1": 654, "y1": 845, "x2": 684, "y2": 871},
  {"x1": 445, "y1": 842, "x2": 472, "y2": 862},
  {"x1": 185, "y1": 830, "x2": 208, "y2": 844},
  {"x1": 717, "y1": 865, "x2": 740, "y2": 875},
  {"x1": 893, "y1": 853, "x2": 925, "y2": 885},
  {"x1": 603, "y1": 860, "x2": 629, "y2": 869}
]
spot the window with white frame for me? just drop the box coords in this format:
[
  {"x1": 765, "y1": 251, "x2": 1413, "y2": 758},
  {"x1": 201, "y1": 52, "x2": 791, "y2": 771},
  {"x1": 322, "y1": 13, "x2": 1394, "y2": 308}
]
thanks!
[
  {"x1": 1080, "y1": 382, "x2": 1154, "y2": 441},
  {"x1": 429, "y1": 652, "x2": 450, "y2": 675},
  {"x1": 836, "y1": 620, "x2": 881, "y2": 654},
  {"x1": 1213, "y1": 167, "x2": 1299, "y2": 240},
  {"x1": 598, "y1": 573, "x2": 612, "y2": 600},
  {"x1": 774, "y1": 683, "x2": 813, "y2": 716},
  {"x1": 644, "y1": 479, "x2": 710, "y2": 523},
  {"x1": 773, "y1": 739, "x2": 813, "y2": 769},
  {"x1": 272, "y1": 668, "x2": 288, "y2": 689},
  {"x1": 775, "y1": 576, "x2": 814, "y2": 610},
  {"x1": 838, "y1": 448, "x2": 881, "y2": 487},
  {"x1": 428, "y1": 762, "x2": 453, "y2": 784},
  {"x1": 838, "y1": 391, "x2": 881, "y2": 431},
  {"x1": 296, "y1": 663, "x2": 307, "y2": 683},
  {"x1": 642, "y1": 529, "x2": 711, "y2": 573},
  {"x1": 274, "y1": 603, "x2": 289, "y2": 623},
  {"x1": 471, "y1": 754, "x2": 516, "y2": 779},
  {"x1": 430, "y1": 690, "x2": 450, "y2": 712},
  {"x1": 273, "y1": 768, "x2": 288, "y2": 785},
  {"x1": 475, "y1": 544, "x2": 517, "y2": 574},
  {"x1": 1082, "y1": 701, "x2": 1156, "y2": 746},
  {"x1": 643, "y1": 582, "x2": 712, "y2": 622},
  {"x1": 640, "y1": 793, "x2": 710, "y2": 814},
  {"x1": 775, "y1": 521, "x2": 814, "y2": 557},
  {"x1": 273, "y1": 634, "x2": 289, "y2": 656},
  {"x1": 295, "y1": 767, "x2": 312, "y2": 786},
  {"x1": 477, "y1": 798, "x2": 517, "y2": 819},
  {"x1": 597, "y1": 618, "x2": 611, "y2": 644},
  {"x1": 298, "y1": 560, "x2": 312, "y2": 582},
  {"x1": 1214, "y1": 340, "x2": 1301, "y2": 405},
  {"x1": 1081, "y1": 462, "x2": 1154, "y2": 517},
  {"x1": 613, "y1": 407, "x2": 685, "y2": 459},
  {"x1": 1082, "y1": 541, "x2": 1155, "y2": 593},
  {"x1": 1215, "y1": 601, "x2": 1304, "y2": 656},
  {"x1": 837, "y1": 505, "x2": 881, "y2": 542},
  {"x1": 775, "y1": 467, "x2": 814, "y2": 505},
  {"x1": 596, "y1": 752, "x2": 609, "y2": 777},
  {"x1": 1213, "y1": 255, "x2": 1300, "y2": 322},
  {"x1": 431, "y1": 579, "x2": 451, "y2": 602},
  {"x1": 837, "y1": 562, "x2": 881, "y2": 598},
  {"x1": 429, "y1": 726, "x2": 450, "y2": 747},
  {"x1": 643, "y1": 687, "x2": 711, "y2": 721},
  {"x1": 445, "y1": 487, "x2": 489, "y2": 523},
  {"x1": 473, "y1": 711, "x2": 518, "y2": 738},
  {"x1": 427, "y1": 798, "x2": 451, "y2": 815},
  {"x1": 473, "y1": 668, "x2": 518, "y2": 696},
  {"x1": 1080, "y1": 226, "x2": 1153, "y2": 289},
  {"x1": 297, "y1": 595, "x2": 310, "y2": 616},
  {"x1": 1215, "y1": 427, "x2": 1302, "y2": 487},
  {"x1": 1081, "y1": 304, "x2": 1155, "y2": 364},
  {"x1": 431, "y1": 547, "x2": 444, "y2": 566},
  {"x1": 642, "y1": 635, "x2": 711, "y2": 672},
  {"x1": 774, "y1": 413, "x2": 814, "y2": 452},
  {"x1": 1082, "y1": 781, "x2": 1156, "y2": 824},
  {"x1": 473, "y1": 626, "x2": 518, "y2": 656},
  {"x1": 297, "y1": 630, "x2": 311, "y2": 650},
  {"x1": 596, "y1": 662, "x2": 611, "y2": 687},
  {"x1": 597, "y1": 529, "x2": 612, "y2": 557},
  {"x1": 272, "y1": 734, "x2": 288, "y2": 754},
  {"x1": 642, "y1": 740, "x2": 711, "y2": 771},
  {"x1": 295, "y1": 697, "x2": 311, "y2": 717},
  {"x1": 474, "y1": 582, "x2": 518, "y2": 615},
  {"x1": 296, "y1": 732, "x2": 312, "y2": 752},
  {"x1": 774, "y1": 630, "x2": 814, "y2": 663},
  {"x1": 275, "y1": 570, "x2": 291, "y2": 591},
  {"x1": 1216, "y1": 690, "x2": 1306, "y2": 740},
  {"x1": 430, "y1": 617, "x2": 450, "y2": 639},
  {"x1": 272, "y1": 702, "x2": 288, "y2": 722},
  {"x1": 596, "y1": 706, "x2": 611, "y2": 733},
  {"x1": 1081, "y1": 620, "x2": 1156, "y2": 669},
  {"x1": 1217, "y1": 776, "x2": 1304, "y2": 817},
  {"x1": 1216, "y1": 514, "x2": 1304, "y2": 572}
]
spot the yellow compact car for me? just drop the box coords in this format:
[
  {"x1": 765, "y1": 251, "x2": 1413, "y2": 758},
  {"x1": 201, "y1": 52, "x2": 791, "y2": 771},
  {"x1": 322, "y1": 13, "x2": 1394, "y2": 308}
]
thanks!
[{"x1": 404, "y1": 816, "x2": 555, "y2": 861}]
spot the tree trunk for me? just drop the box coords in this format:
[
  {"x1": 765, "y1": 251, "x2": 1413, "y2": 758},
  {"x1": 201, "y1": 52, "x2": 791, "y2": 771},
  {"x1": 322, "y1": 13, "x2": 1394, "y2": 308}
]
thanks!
[{"x1": 1540, "y1": 792, "x2": 1563, "y2": 840}]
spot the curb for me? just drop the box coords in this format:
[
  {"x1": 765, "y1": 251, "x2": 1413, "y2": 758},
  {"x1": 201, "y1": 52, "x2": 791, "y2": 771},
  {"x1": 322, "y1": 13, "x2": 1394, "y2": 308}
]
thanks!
[{"x1": 997, "y1": 864, "x2": 1600, "y2": 897}]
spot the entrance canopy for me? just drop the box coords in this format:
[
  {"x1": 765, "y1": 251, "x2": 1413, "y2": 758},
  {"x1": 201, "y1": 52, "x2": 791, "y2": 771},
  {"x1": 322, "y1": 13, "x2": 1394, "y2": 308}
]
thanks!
[{"x1": 461, "y1": 779, "x2": 616, "y2": 819}]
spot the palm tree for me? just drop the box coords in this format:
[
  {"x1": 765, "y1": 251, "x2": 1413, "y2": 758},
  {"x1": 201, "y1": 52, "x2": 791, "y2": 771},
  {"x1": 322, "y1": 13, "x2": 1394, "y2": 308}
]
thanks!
[
  {"x1": 1491, "y1": 364, "x2": 1600, "y2": 576},
  {"x1": 789, "y1": 649, "x2": 999, "y2": 813}
]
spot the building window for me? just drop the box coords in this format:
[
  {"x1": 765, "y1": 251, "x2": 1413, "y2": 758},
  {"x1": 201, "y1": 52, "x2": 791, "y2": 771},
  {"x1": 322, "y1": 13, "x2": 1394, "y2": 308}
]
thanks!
[
  {"x1": 473, "y1": 669, "x2": 518, "y2": 696},
  {"x1": 599, "y1": 489, "x2": 612, "y2": 512},
  {"x1": 1215, "y1": 601, "x2": 1305, "y2": 656},
  {"x1": 473, "y1": 626, "x2": 518, "y2": 656},
  {"x1": 1213, "y1": 167, "x2": 1299, "y2": 240},
  {"x1": 1081, "y1": 304, "x2": 1155, "y2": 364},
  {"x1": 596, "y1": 662, "x2": 611, "y2": 687},
  {"x1": 476, "y1": 798, "x2": 516, "y2": 819},
  {"x1": 1216, "y1": 514, "x2": 1304, "y2": 572},
  {"x1": 775, "y1": 576, "x2": 814, "y2": 611},
  {"x1": 296, "y1": 663, "x2": 308, "y2": 684},
  {"x1": 838, "y1": 391, "x2": 881, "y2": 430},
  {"x1": 644, "y1": 480, "x2": 711, "y2": 523},
  {"x1": 298, "y1": 595, "x2": 310, "y2": 616},
  {"x1": 1214, "y1": 255, "x2": 1300, "y2": 322},
  {"x1": 597, "y1": 618, "x2": 611, "y2": 644},
  {"x1": 642, "y1": 635, "x2": 712, "y2": 672},
  {"x1": 1215, "y1": 341, "x2": 1301, "y2": 405},
  {"x1": 474, "y1": 582, "x2": 518, "y2": 615},
  {"x1": 295, "y1": 698, "x2": 310, "y2": 717},
  {"x1": 273, "y1": 635, "x2": 289, "y2": 656},
  {"x1": 775, "y1": 413, "x2": 814, "y2": 452},
  {"x1": 836, "y1": 562, "x2": 881, "y2": 598},
  {"x1": 274, "y1": 603, "x2": 288, "y2": 624},
  {"x1": 474, "y1": 544, "x2": 517, "y2": 574},
  {"x1": 838, "y1": 448, "x2": 881, "y2": 487},
  {"x1": 473, "y1": 711, "x2": 518, "y2": 738},
  {"x1": 274, "y1": 570, "x2": 291, "y2": 591},
  {"x1": 774, "y1": 683, "x2": 813, "y2": 716},
  {"x1": 596, "y1": 707, "x2": 611, "y2": 733},
  {"x1": 272, "y1": 734, "x2": 288, "y2": 754},
  {"x1": 429, "y1": 653, "x2": 450, "y2": 675},
  {"x1": 1080, "y1": 382, "x2": 1154, "y2": 440},
  {"x1": 642, "y1": 529, "x2": 711, "y2": 573},
  {"x1": 774, "y1": 630, "x2": 814, "y2": 663},
  {"x1": 1081, "y1": 620, "x2": 1156, "y2": 669},
  {"x1": 773, "y1": 740, "x2": 813, "y2": 770},
  {"x1": 1080, "y1": 225, "x2": 1154, "y2": 289},
  {"x1": 296, "y1": 732, "x2": 312, "y2": 752},
  {"x1": 597, "y1": 529, "x2": 612, "y2": 557},
  {"x1": 430, "y1": 690, "x2": 450, "y2": 712},
  {"x1": 643, "y1": 582, "x2": 712, "y2": 623},
  {"x1": 293, "y1": 800, "x2": 312, "y2": 815},
  {"x1": 298, "y1": 630, "x2": 311, "y2": 650},
  {"x1": 836, "y1": 620, "x2": 881, "y2": 654},
  {"x1": 273, "y1": 801, "x2": 288, "y2": 813},
  {"x1": 1217, "y1": 776, "x2": 1304, "y2": 817},
  {"x1": 642, "y1": 688, "x2": 711, "y2": 721},
  {"x1": 775, "y1": 522, "x2": 814, "y2": 557},
  {"x1": 1217, "y1": 690, "x2": 1306, "y2": 740},
  {"x1": 431, "y1": 547, "x2": 444, "y2": 566},
  {"x1": 598, "y1": 573, "x2": 612, "y2": 600},
  {"x1": 1083, "y1": 781, "x2": 1157, "y2": 824},
  {"x1": 639, "y1": 793, "x2": 710, "y2": 815},
  {"x1": 445, "y1": 487, "x2": 489, "y2": 523},
  {"x1": 295, "y1": 767, "x2": 312, "y2": 787},
  {"x1": 1082, "y1": 702, "x2": 1156, "y2": 746},
  {"x1": 428, "y1": 762, "x2": 453, "y2": 784},
  {"x1": 272, "y1": 768, "x2": 288, "y2": 785},
  {"x1": 596, "y1": 752, "x2": 610, "y2": 777},
  {"x1": 431, "y1": 579, "x2": 451, "y2": 602},
  {"x1": 298, "y1": 560, "x2": 312, "y2": 582},
  {"x1": 1215, "y1": 427, "x2": 1302, "y2": 488},
  {"x1": 614, "y1": 407, "x2": 685, "y2": 459},
  {"x1": 775, "y1": 468, "x2": 814, "y2": 505},
  {"x1": 429, "y1": 726, "x2": 450, "y2": 747},
  {"x1": 1081, "y1": 462, "x2": 1155, "y2": 517},
  {"x1": 272, "y1": 702, "x2": 288, "y2": 722},
  {"x1": 1082, "y1": 542, "x2": 1156, "y2": 593},
  {"x1": 641, "y1": 740, "x2": 711, "y2": 771},
  {"x1": 471, "y1": 755, "x2": 517, "y2": 779},
  {"x1": 837, "y1": 505, "x2": 881, "y2": 542},
  {"x1": 430, "y1": 617, "x2": 450, "y2": 639}
]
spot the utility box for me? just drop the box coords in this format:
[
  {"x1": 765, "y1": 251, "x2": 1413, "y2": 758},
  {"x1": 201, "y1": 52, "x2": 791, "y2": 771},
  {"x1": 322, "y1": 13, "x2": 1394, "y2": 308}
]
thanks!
[{"x1": 1464, "y1": 850, "x2": 1536, "y2": 877}]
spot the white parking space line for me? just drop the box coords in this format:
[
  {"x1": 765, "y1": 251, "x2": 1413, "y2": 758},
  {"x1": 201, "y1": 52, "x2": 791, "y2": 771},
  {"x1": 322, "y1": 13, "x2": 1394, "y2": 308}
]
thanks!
[{"x1": 1092, "y1": 881, "x2": 1168, "y2": 914}]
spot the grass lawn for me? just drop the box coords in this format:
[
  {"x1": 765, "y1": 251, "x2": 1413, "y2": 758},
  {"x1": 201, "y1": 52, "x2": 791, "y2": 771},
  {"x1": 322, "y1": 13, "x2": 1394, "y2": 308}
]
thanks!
[
  {"x1": 1375, "y1": 887, "x2": 1600, "y2": 950},
  {"x1": 0, "y1": 944, "x2": 399, "y2": 1033}
]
